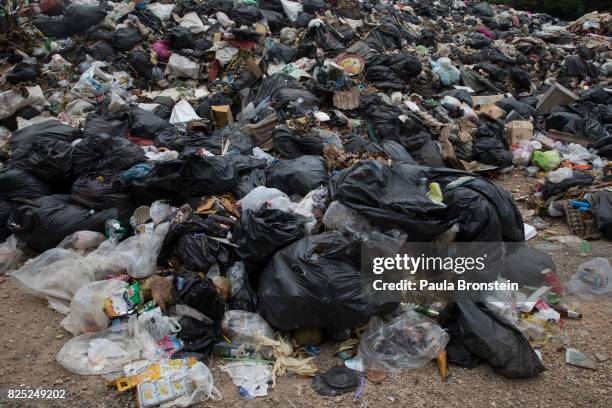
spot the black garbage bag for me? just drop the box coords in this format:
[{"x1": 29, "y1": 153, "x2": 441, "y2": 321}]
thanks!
[
  {"x1": 443, "y1": 183, "x2": 503, "y2": 243},
  {"x1": 303, "y1": 0, "x2": 328, "y2": 13},
  {"x1": 381, "y1": 141, "x2": 416, "y2": 163},
  {"x1": 407, "y1": 139, "x2": 446, "y2": 167},
  {"x1": 259, "y1": 9, "x2": 286, "y2": 32},
  {"x1": 71, "y1": 174, "x2": 134, "y2": 210},
  {"x1": 265, "y1": 44, "x2": 297, "y2": 64},
  {"x1": 591, "y1": 191, "x2": 612, "y2": 239},
  {"x1": 201, "y1": 126, "x2": 254, "y2": 155},
  {"x1": 439, "y1": 302, "x2": 545, "y2": 378},
  {"x1": 10, "y1": 121, "x2": 80, "y2": 156},
  {"x1": 563, "y1": 55, "x2": 589, "y2": 79},
  {"x1": 541, "y1": 171, "x2": 594, "y2": 199},
  {"x1": 305, "y1": 25, "x2": 345, "y2": 52},
  {"x1": 471, "y1": 2, "x2": 495, "y2": 17},
  {"x1": 8, "y1": 195, "x2": 128, "y2": 252},
  {"x1": 428, "y1": 166, "x2": 525, "y2": 243},
  {"x1": 63, "y1": 4, "x2": 106, "y2": 34},
  {"x1": 266, "y1": 155, "x2": 327, "y2": 196},
  {"x1": 502, "y1": 244, "x2": 554, "y2": 286},
  {"x1": 231, "y1": 6, "x2": 261, "y2": 26},
  {"x1": 509, "y1": 67, "x2": 531, "y2": 91},
  {"x1": 11, "y1": 140, "x2": 73, "y2": 184},
  {"x1": 113, "y1": 26, "x2": 142, "y2": 51},
  {"x1": 546, "y1": 111, "x2": 582, "y2": 132},
  {"x1": 233, "y1": 168, "x2": 267, "y2": 199},
  {"x1": 168, "y1": 26, "x2": 194, "y2": 50},
  {"x1": 235, "y1": 208, "x2": 306, "y2": 273},
  {"x1": 273, "y1": 127, "x2": 324, "y2": 158},
  {"x1": 177, "y1": 316, "x2": 220, "y2": 353},
  {"x1": 0, "y1": 199, "x2": 13, "y2": 242},
  {"x1": 0, "y1": 168, "x2": 52, "y2": 200},
  {"x1": 495, "y1": 98, "x2": 535, "y2": 118},
  {"x1": 130, "y1": 107, "x2": 172, "y2": 139},
  {"x1": 472, "y1": 137, "x2": 512, "y2": 167},
  {"x1": 158, "y1": 213, "x2": 232, "y2": 270},
  {"x1": 128, "y1": 49, "x2": 157, "y2": 80},
  {"x1": 365, "y1": 22, "x2": 402, "y2": 51},
  {"x1": 593, "y1": 136, "x2": 612, "y2": 158},
  {"x1": 6, "y1": 63, "x2": 39, "y2": 84},
  {"x1": 365, "y1": 66, "x2": 405, "y2": 90},
  {"x1": 258, "y1": 231, "x2": 397, "y2": 331},
  {"x1": 72, "y1": 134, "x2": 145, "y2": 175},
  {"x1": 31, "y1": 15, "x2": 69, "y2": 38},
  {"x1": 83, "y1": 104, "x2": 132, "y2": 139},
  {"x1": 130, "y1": 9, "x2": 162, "y2": 32},
  {"x1": 329, "y1": 160, "x2": 456, "y2": 240},
  {"x1": 174, "y1": 271, "x2": 226, "y2": 322},
  {"x1": 152, "y1": 96, "x2": 175, "y2": 120},
  {"x1": 91, "y1": 41, "x2": 117, "y2": 62},
  {"x1": 132, "y1": 155, "x2": 239, "y2": 198},
  {"x1": 228, "y1": 262, "x2": 257, "y2": 312}
]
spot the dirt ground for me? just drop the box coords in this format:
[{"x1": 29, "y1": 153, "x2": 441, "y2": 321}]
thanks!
[{"x1": 1, "y1": 170, "x2": 611, "y2": 408}]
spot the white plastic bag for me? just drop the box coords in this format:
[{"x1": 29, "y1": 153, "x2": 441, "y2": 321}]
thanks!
[
  {"x1": 238, "y1": 186, "x2": 288, "y2": 212},
  {"x1": 281, "y1": 0, "x2": 303, "y2": 22},
  {"x1": 179, "y1": 12, "x2": 206, "y2": 34},
  {"x1": 169, "y1": 99, "x2": 201, "y2": 130},
  {"x1": 166, "y1": 54, "x2": 200, "y2": 79},
  {"x1": 62, "y1": 279, "x2": 128, "y2": 335},
  {"x1": 148, "y1": 2, "x2": 174, "y2": 21}
]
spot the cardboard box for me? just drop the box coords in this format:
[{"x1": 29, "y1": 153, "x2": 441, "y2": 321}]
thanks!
[
  {"x1": 211, "y1": 105, "x2": 234, "y2": 128},
  {"x1": 505, "y1": 121, "x2": 534, "y2": 145},
  {"x1": 536, "y1": 83, "x2": 579, "y2": 114}
]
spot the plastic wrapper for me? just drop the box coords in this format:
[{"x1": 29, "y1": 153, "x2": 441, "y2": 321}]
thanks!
[{"x1": 358, "y1": 311, "x2": 449, "y2": 373}]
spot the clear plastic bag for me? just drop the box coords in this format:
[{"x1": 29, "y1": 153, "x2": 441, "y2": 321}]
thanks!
[
  {"x1": 133, "y1": 308, "x2": 182, "y2": 360},
  {"x1": 567, "y1": 257, "x2": 612, "y2": 299},
  {"x1": 160, "y1": 362, "x2": 222, "y2": 406},
  {"x1": 97, "y1": 222, "x2": 170, "y2": 278},
  {"x1": 0, "y1": 235, "x2": 24, "y2": 273},
  {"x1": 57, "y1": 231, "x2": 106, "y2": 255},
  {"x1": 357, "y1": 311, "x2": 449, "y2": 374},
  {"x1": 431, "y1": 57, "x2": 460, "y2": 86},
  {"x1": 62, "y1": 279, "x2": 128, "y2": 335},
  {"x1": 221, "y1": 310, "x2": 274, "y2": 346},
  {"x1": 57, "y1": 322, "x2": 143, "y2": 375}
]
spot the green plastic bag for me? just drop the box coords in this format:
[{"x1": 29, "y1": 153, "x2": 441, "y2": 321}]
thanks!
[{"x1": 532, "y1": 150, "x2": 561, "y2": 171}]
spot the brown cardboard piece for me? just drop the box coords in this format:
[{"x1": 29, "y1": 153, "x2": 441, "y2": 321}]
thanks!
[
  {"x1": 477, "y1": 103, "x2": 507, "y2": 120},
  {"x1": 472, "y1": 94, "x2": 504, "y2": 107},
  {"x1": 246, "y1": 57, "x2": 264, "y2": 78},
  {"x1": 505, "y1": 121, "x2": 533, "y2": 145},
  {"x1": 211, "y1": 105, "x2": 234, "y2": 128},
  {"x1": 536, "y1": 83, "x2": 579, "y2": 114}
]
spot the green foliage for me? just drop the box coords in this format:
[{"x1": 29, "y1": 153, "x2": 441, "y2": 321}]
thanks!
[{"x1": 488, "y1": 0, "x2": 611, "y2": 20}]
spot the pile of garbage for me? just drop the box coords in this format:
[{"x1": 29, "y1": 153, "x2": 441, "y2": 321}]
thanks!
[{"x1": 1, "y1": 0, "x2": 611, "y2": 405}]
